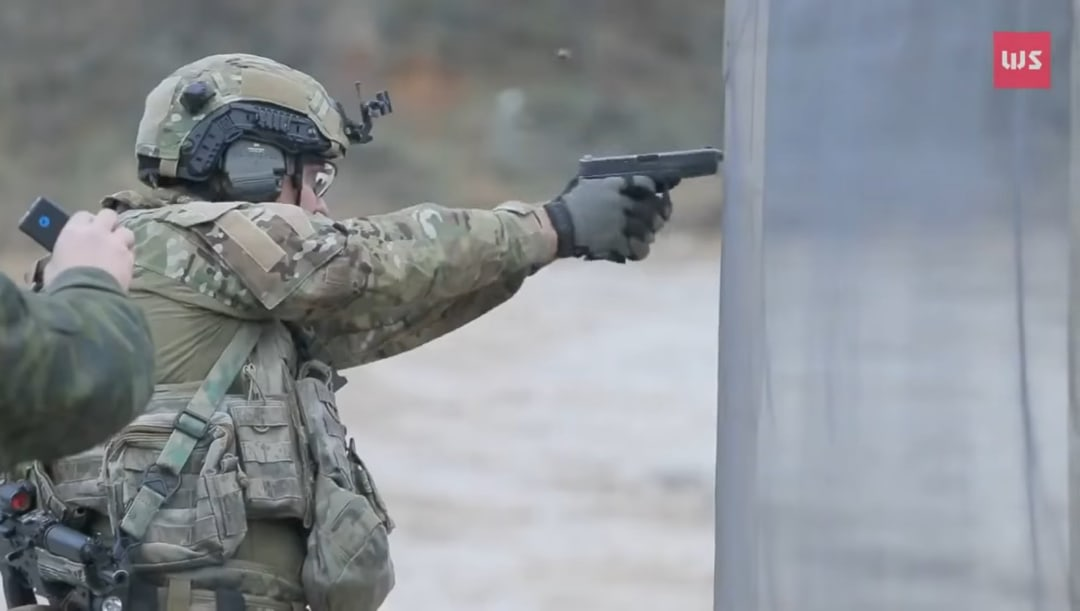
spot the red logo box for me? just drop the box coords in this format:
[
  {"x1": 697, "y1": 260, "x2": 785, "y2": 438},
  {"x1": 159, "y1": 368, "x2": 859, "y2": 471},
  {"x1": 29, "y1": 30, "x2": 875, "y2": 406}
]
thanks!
[{"x1": 993, "y1": 31, "x2": 1051, "y2": 89}]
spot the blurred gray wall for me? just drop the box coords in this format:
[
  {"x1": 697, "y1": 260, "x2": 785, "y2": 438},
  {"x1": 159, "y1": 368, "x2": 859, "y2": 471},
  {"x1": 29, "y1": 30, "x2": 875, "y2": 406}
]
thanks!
[
  {"x1": 1069, "y1": 1, "x2": 1080, "y2": 606},
  {"x1": 719, "y1": 1, "x2": 1073, "y2": 610}
]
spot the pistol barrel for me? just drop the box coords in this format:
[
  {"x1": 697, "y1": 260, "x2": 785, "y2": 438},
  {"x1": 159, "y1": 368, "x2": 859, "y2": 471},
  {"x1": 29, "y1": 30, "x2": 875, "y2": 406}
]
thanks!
[{"x1": 578, "y1": 147, "x2": 723, "y2": 180}]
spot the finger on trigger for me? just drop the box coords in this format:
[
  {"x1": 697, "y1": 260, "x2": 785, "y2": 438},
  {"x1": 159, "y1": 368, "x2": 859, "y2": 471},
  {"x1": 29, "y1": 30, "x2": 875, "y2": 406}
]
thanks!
[
  {"x1": 621, "y1": 184, "x2": 661, "y2": 202},
  {"x1": 658, "y1": 194, "x2": 673, "y2": 221},
  {"x1": 629, "y1": 200, "x2": 666, "y2": 232},
  {"x1": 625, "y1": 199, "x2": 661, "y2": 226}
]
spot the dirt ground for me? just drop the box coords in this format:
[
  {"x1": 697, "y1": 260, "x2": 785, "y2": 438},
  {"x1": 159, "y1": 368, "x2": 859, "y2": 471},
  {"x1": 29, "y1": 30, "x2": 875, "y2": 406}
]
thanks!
[
  {"x1": 341, "y1": 235, "x2": 720, "y2": 611},
  {"x1": 0, "y1": 235, "x2": 721, "y2": 611}
]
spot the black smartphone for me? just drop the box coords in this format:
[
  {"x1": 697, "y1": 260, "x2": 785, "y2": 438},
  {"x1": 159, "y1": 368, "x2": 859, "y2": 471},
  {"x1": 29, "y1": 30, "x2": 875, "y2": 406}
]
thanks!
[{"x1": 18, "y1": 197, "x2": 69, "y2": 252}]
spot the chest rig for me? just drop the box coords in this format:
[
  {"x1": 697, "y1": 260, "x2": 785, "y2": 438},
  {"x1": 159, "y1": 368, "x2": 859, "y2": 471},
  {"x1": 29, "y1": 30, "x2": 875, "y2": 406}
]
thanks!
[{"x1": 27, "y1": 321, "x2": 395, "y2": 611}]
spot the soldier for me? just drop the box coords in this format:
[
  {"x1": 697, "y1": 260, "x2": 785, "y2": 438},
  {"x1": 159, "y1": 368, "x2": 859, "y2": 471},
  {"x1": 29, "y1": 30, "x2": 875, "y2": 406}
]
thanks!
[
  {"x1": 0, "y1": 208, "x2": 154, "y2": 471},
  {"x1": 18, "y1": 53, "x2": 679, "y2": 611}
]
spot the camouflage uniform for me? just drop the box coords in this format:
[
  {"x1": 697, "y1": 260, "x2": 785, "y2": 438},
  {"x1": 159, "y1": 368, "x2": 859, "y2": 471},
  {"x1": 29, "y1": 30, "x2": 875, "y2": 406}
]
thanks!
[
  {"x1": 0, "y1": 266, "x2": 154, "y2": 471},
  {"x1": 20, "y1": 54, "x2": 556, "y2": 611},
  {"x1": 18, "y1": 50, "x2": 676, "y2": 610}
]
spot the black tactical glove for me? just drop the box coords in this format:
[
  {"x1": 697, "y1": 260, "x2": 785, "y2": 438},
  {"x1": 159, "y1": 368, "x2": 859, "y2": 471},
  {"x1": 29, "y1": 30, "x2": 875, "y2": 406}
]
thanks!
[{"x1": 542, "y1": 175, "x2": 676, "y2": 263}]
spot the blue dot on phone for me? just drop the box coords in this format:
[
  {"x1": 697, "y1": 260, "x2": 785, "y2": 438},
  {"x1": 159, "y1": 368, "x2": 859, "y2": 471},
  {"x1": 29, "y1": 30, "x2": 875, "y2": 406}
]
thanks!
[{"x1": 37, "y1": 216, "x2": 50, "y2": 228}]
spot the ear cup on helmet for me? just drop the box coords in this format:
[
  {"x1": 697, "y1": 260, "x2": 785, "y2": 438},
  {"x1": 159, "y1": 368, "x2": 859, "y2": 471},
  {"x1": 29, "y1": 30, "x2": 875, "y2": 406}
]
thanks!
[{"x1": 218, "y1": 139, "x2": 288, "y2": 202}]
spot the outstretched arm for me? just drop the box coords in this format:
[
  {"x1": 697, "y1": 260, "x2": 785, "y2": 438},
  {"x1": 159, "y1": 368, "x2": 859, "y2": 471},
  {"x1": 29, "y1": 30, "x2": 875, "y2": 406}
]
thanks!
[
  {"x1": 126, "y1": 169, "x2": 671, "y2": 370},
  {"x1": 302, "y1": 271, "x2": 527, "y2": 369},
  {"x1": 149, "y1": 200, "x2": 556, "y2": 329},
  {"x1": 285, "y1": 200, "x2": 556, "y2": 318}
]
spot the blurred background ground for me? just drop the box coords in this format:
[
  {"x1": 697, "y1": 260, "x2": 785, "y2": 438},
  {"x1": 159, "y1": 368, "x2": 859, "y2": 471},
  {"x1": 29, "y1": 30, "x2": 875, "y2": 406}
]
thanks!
[
  {"x1": 0, "y1": 2, "x2": 722, "y2": 610},
  {"x1": 0, "y1": 0, "x2": 723, "y2": 247}
]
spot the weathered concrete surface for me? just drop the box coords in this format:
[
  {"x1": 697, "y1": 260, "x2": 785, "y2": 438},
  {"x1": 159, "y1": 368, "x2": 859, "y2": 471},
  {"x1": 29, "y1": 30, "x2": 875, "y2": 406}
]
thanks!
[{"x1": 750, "y1": 225, "x2": 1068, "y2": 611}]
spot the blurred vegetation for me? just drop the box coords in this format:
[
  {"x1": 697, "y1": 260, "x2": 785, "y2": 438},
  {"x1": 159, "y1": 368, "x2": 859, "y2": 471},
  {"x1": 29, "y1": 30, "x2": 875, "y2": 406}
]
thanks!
[{"x1": 0, "y1": 0, "x2": 723, "y2": 250}]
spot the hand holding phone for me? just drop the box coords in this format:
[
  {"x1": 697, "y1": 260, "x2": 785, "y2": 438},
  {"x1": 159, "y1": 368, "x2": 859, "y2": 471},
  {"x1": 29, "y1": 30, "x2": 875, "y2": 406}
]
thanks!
[
  {"x1": 19, "y1": 198, "x2": 136, "y2": 291},
  {"x1": 18, "y1": 197, "x2": 69, "y2": 252}
]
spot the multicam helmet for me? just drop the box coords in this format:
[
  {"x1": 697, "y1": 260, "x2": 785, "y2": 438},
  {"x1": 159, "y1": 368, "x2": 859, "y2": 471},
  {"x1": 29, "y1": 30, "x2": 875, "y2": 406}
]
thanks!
[{"x1": 135, "y1": 53, "x2": 391, "y2": 200}]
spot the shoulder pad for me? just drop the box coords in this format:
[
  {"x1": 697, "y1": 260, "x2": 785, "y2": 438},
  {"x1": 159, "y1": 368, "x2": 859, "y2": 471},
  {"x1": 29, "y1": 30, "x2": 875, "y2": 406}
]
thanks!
[
  {"x1": 159, "y1": 201, "x2": 246, "y2": 227},
  {"x1": 164, "y1": 202, "x2": 346, "y2": 310}
]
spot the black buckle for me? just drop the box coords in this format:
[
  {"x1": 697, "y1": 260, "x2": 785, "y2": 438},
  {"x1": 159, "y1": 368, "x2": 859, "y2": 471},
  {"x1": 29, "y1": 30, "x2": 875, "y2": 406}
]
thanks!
[
  {"x1": 174, "y1": 409, "x2": 210, "y2": 439},
  {"x1": 139, "y1": 465, "x2": 180, "y2": 501}
]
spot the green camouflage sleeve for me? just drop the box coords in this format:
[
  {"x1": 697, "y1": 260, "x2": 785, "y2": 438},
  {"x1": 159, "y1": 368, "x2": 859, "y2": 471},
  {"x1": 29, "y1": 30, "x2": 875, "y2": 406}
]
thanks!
[
  {"x1": 136, "y1": 200, "x2": 554, "y2": 366},
  {"x1": 0, "y1": 268, "x2": 156, "y2": 470},
  {"x1": 303, "y1": 271, "x2": 527, "y2": 368}
]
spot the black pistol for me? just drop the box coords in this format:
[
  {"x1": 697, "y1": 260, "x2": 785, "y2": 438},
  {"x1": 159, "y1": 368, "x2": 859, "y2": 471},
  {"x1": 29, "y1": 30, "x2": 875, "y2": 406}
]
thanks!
[{"x1": 577, "y1": 147, "x2": 723, "y2": 188}]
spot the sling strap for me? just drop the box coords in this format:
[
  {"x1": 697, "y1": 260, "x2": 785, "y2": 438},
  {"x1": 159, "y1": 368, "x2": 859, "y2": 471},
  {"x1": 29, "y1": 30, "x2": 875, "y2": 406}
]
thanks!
[{"x1": 119, "y1": 323, "x2": 264, "y2": 539}]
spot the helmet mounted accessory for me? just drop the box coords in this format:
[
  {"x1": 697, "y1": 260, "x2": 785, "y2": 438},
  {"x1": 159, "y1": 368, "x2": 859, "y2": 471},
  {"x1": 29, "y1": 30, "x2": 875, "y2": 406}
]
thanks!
[{"x1": 341, "y1": 83, "x2": 393, "y2": 146}]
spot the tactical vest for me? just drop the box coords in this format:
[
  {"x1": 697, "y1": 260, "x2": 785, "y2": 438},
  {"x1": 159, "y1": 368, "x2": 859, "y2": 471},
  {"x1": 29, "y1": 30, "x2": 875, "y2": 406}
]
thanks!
[{"x1": 27, "y1": 321, "x2": 395, "y2": 611}]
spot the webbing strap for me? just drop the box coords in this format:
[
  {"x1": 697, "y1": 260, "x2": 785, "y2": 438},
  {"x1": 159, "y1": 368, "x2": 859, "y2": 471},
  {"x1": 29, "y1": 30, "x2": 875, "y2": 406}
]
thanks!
[
  {"x1": 119, "y1": 324, "x2": 263, "y2": 539},
  {"x1": 165, "y1": 578, "x2": 191, "y2": 611}
]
